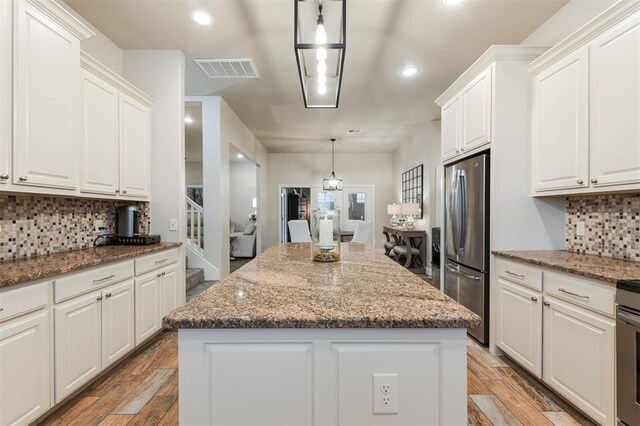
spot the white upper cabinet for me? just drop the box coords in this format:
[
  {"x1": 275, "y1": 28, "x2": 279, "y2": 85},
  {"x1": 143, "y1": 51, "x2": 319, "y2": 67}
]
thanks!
[
  {"x1": 13, "y1": 0, "x2": 91, "y2": 190},
  {"x1": 79, "y1": 67, "x2": 119, "y2": 195},
  {"x1": 529, "y1": 4, "x2": 640, "y2": 196},
  {"x1": 119, "y1": 93, "x2": 150, "y2": 199},
  {"x1": 532, "y1": 47, "x2": 589, "y2": 192},
  {"x1": 460, "y1": 66, "x2": 492, "y2": 152},
  {"x1": 589, "y1": 12, "x2": 640, "y2": 188},
  {"x1": 441, "y1": 96, "x2": 461, "y2": 161},
  {"x1": 0, "y1": 0, "x2": 11, "y2": 184}
]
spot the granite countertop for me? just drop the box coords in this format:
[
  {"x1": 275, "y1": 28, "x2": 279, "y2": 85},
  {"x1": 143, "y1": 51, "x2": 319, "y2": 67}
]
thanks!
[
  {"x1": 0, "y1": 242, "x2": 182, "y2": 289},
  {"x1": 492, "y1": 250, "x2": 640, "y2": 284},
  {"x1": 164, "y1": 243, "x2": 481, "y2": 330}
]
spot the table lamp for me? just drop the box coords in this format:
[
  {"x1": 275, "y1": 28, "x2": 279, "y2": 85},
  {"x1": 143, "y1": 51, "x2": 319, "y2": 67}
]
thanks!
[
  {"x1": 401, "y1": 203, "x2": 421, "y2": 230},
  {"x1": 387, "y1": 203, "x2": 402, "y2": 227}
]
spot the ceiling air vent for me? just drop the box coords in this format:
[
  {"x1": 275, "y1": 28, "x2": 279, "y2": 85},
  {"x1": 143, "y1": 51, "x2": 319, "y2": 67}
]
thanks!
[{"x1": 194, "y1": 58, "x2": 260, "y2": 79}]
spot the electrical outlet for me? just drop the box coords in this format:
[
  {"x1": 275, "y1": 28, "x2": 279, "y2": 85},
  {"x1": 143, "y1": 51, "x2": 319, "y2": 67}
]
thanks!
[
  {"x1": 94, "y1": 219, "x2": 104, "y2": 232},
  {"x1": 373, "y1": 373, "x2": 399, "y2": 414},
  {"x1": 576, "y1": 222, "x2": 586, "y2": 236},
  {"x1": 169, "y1": 219, "x2": 178, "y2": 231}
]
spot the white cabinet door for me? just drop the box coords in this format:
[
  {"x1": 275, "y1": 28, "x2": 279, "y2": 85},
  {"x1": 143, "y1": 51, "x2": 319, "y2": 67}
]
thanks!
[
  {"x1": 460, "y1": 66, "x2": 492, "y2": 152},
  {"x1": 161, "y1": 265, "x2": 179, "y2": 316},
  {"x1": 14, "y1": 0, "x2": 79, "y2": 190},
  {"x1": 441, "y1": 95, "x2": 461, "y2": 161},
  {"x1": 0, "y1": 0, "x2": 11, "y2": 185},
  {"x1": 543, "y1": 297, "x2": 615, "y2": 425},
  {"x1": 54, "y1": 291, "x2": 102, "y2": 402},
  {"x1": 0, "y1": 310, "x2": 50, "y2": 426},
  {"x1": 135, "y1": 271, "x2": 162, "y2": 345},
  {"x1": 119, "y1": 93, "x2": 150, "y2": 198},
  {"x1": 496, "y1": 278, "x2": 542, "y2": 378},
  {"x1": 589, "y1": 12, "x2": 640, "y2": 188},
  {"x1": 102, "y1": 280, "x2": 135, "y2": 369},
  {"x1": 532, "y1": 47, "x2": 589, "y2": 193},
  {"x1": 79, "y1": 68, "x2": 119, "y2": 195}
]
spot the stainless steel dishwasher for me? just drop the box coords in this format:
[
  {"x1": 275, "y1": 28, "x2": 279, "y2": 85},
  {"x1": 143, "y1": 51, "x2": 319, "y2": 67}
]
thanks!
[{"x1": 616, "y1": 279, "x2": 640, "y2": 426}]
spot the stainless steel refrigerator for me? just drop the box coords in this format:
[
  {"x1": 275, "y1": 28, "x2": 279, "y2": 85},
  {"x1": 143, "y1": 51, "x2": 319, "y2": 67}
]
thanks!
[{"x1": 444, "y1": 153, "x2": 490, "y2": 344}]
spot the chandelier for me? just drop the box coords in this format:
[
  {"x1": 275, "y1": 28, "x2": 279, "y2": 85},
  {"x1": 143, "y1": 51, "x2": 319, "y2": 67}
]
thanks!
[
  {"x1": 294, "y1": 0, "x2": 346, "y2": 109},
  {"x1": 323, "y1": 138, "x2": 343, "y2": 191}
]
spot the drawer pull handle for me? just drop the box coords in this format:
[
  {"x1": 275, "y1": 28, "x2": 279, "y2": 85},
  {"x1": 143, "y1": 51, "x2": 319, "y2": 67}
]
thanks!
[
  {"x1": 558, "y1": 288, "x2": 589, "y2": 300},
  {"x1": 577, "y1": 179, "x2": 584, "y2": 185},
  {"x1": 93, "y1": 274, "x2": 116, "y2": 284},
  {"x1": 505, "y1": 270, "x2": 525, "y2": 279},
  {"x1": 18, "y1": 176, "x2": 28, "y2": 182},
  {"x1": 155, "y1": 259, "x2": 168, "y2": 265},
  {"x1": 531, "y1": 296, "x2": 538, "y2": 302},
  {"x1": 157, "y1": 273, "x2": 162, "y2": 278},
  {"x1": 543, "y1": 301, "x2": 550, "y2": 307},
  {"x1": 0, "y1": 174, "x2": 8, "y2": 180},
  {"x1": 97, "y1": 295, "x2": 103, "y2": 301},
  {"x1": 0, "y1": 307, "x2": 3, "y2": 312},
  {"x1": 105, "y1": 292, "x2": 112, "y2": 298}
]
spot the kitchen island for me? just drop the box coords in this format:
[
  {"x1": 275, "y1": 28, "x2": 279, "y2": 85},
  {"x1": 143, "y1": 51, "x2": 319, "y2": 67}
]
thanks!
[{"x1": 164, "y1": 243, "x2": 480, "y2": 425}]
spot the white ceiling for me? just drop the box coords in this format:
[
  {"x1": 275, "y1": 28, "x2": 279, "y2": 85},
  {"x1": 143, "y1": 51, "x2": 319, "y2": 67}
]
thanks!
[{"x1": 66, "y1": 0, "x2": 568, "y2": 153}]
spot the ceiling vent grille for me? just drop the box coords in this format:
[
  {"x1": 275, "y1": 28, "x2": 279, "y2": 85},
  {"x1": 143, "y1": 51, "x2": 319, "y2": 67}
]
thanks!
[{"x1": 194, "y1": 58, "x2": 260, "y2": 79}]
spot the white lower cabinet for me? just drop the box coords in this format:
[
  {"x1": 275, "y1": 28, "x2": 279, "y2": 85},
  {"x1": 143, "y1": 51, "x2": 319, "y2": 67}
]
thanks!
[
  {"x1": 0, "y1": 310, "x2": 51, "y2": 426},
  {"x1": 542, "y1": 297, "x2": 615, "y2": 426},
  {"x1": 54, "y1": 291, "x2": 102, "y2": 402},
  {"x1": 495, "y1": 257, "x2": 616, "y2": 426},
  {"x1": 55, "y1": 279, "x2": 136, "y2": 402},
  {"x1": 495, "y1": 277, "x2": 542, "y2": 378},
  {"x1": 101, "y1": 280, "x2": 135, "y2": 369},
  {"x1": 135, "y1": 264, "x2": 177, "y2": 345}
]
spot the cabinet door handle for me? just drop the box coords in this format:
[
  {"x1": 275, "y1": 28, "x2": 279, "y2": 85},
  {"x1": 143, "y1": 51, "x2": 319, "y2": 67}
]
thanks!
[
  {"x1": 577, "y1": 179, "x2": 584, "y2": 184},
  {"x1": 590, "y1": 178, "x2": 598, "y2": 184},
  {"x1": 115, "y1": 189, "x2": 120, "y2": 193},
  {"x1": 0, "y1": 307, "x2": 4, "y2": 312},
  {"x1": 0, "y1": 174, "x2": 8, "y2": 180},
  {"x1": 505, "y1": 270, "x2": 525, "y2": 279},
  {"x1": 155, "y1": 259, "x2": 168, "y2": 265},
  {"x1": 455, "y1": 149, "x2": 460, "y2": 154},
  {"x1": 18, "y1": 176, "x2": 27, "y2": 182},
  {"x1": 531, "y1": 296, "x2": 538, "y2": 302},
  {"x1": 105, "y1": 292, "x2": 112, "y2": 298},
  {"x1": 162, "y1": 272, "x2": 166, "y2": 276},
  {"x1": 93, "y1": 274, "x2": 116, "y2": 284},
  {"x1": 558, "y1": 288, "x2": 589, "y2": 300},
  {"x1": 123, "y1": 190, "x2": 127, "y2": 194},
  {"x1": 157, "y1": 273, "x2": 162, "y2": 278},
  {"x1": 543, "y1": 301, "x2": 550, "y2": 307},
  {"x1": 97, "y1": 295, "x2": 103, "y2": 301}
]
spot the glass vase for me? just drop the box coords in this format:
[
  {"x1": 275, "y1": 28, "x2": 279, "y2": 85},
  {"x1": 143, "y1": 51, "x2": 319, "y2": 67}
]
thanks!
[{"x1": 311, "y1": 209, "x2": 341, "y2": 262}]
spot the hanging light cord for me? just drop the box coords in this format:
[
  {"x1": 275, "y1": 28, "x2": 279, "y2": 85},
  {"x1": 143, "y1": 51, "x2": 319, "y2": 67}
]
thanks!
[{"x1": 331, "y1": 138, "x2": 336, "y2": 176}]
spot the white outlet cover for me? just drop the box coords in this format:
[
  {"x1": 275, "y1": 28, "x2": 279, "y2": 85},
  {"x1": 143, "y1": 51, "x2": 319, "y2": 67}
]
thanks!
[
  {"x1": 373, "y1": 373, "x2": 399, "y2": 414},
  {"x1": 169, "y1": 219, "x2": 178, "y2": 231},
  {"x1": 94, "y1": 219, "x2": 104, "y2": 232},
  {"x1": 576, "y1": 222, "x2": 586, "y2": 236}
]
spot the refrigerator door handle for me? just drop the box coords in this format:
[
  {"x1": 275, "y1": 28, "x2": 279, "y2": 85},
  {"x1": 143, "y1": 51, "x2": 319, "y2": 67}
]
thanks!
[
  {"x1": 449, "y1": 169, "x2": 459, "y2": 254},
  {"x1": 445, "y1": 263, "x2": 481, "y2": 281},
  {"x1": 458, "y1": 170, "x2": 467, "y2": 255}
]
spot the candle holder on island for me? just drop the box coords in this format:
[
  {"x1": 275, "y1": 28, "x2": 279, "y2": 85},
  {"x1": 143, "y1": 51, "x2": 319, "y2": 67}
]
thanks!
[{"x1": 311, "y1": 209, "x2": 341, "y2": 262}]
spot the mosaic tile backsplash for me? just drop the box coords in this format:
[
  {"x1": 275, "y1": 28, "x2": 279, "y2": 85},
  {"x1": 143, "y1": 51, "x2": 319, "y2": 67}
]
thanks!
[
  {"x1": 566, "y1": 193, "x2": 640, "y2": 262},
  {"x1": 0, "y1": 194, "x2": 150, "y2": 261}
]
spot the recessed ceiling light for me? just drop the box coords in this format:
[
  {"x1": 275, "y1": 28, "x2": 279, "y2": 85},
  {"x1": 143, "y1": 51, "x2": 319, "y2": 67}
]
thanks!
[
  {"x1": 184, "y1": 116, "x2": 194, "y2": 124},
  {"x1": 191, "y1": 11, "x2": 213, "y2": 26},
  {"x1": 237, "y1": 153, "x2": 244, "y2": 159},
  {"x1": 401, "y1": 66, "x2": 420, "y2": 77},
  {"x1": 443, "y1": 0, "x2": 464, "y2": 6}
]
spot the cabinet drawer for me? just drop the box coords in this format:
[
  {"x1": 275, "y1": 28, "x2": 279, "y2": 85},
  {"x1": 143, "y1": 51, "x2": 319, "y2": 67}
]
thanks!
[
  {"x1": 544, "y1": 270, "x2": 615, "y2": 318},
  {"x1": 0, "y1": 282, "x2": 50, "y2": 323},
  {"x1": 54, "y1": 261, "x2": 134, "y2": 303},
  {"x1": 496, "y1": 258, "x2": 543, "y2": 291},
  {"x1": 135, "y1": 249, "x2": 178, "y2": 276}
]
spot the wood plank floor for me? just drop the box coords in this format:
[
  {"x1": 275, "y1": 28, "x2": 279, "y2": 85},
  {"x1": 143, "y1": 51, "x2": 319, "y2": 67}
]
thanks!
[{"x1": 40, "y1": 331, "x2": 595, "y2": 425}]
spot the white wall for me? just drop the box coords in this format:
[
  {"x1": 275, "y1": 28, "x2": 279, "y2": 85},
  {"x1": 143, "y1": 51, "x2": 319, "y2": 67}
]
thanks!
[
  {"x1": 229, "y1": 161, "x2": 257, "y2": 230},
  {"x1": 60, "y1": 0, "x2": 124, "y2": 75},
  {"x1": 522, "y1": 0, "x2": 618, "y2": 46},
  {"x1": 186, "y1": 161, "x2": 203, "y2": 186},
  {"x1": 268, "y1": 152, "x2": 394, "y2": 249}
]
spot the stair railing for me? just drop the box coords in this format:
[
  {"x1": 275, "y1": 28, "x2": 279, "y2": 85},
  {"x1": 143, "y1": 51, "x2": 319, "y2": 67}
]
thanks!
[{"x1": 186, "y1": 196, "x2": 205, "y2": 256}]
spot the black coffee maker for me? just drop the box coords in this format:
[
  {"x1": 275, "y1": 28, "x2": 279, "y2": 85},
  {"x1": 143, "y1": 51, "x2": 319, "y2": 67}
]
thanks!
[{"x1": 115, "y1": 205, "x2": 140, "y2": 237}]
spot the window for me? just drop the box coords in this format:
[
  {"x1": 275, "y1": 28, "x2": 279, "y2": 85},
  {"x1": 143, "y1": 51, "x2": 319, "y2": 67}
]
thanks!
[
  {"x1": 348, "y1": 193, "x2": 365, "y2": 220},
  {"x1": 317, "y1": 192, "x2": 335, "y2": 211}
]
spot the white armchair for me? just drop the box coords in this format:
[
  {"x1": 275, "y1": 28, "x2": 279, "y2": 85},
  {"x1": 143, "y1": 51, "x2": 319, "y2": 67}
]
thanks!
[{"x1": 231, "y1": 223, "x2": 257, "y2": 258}]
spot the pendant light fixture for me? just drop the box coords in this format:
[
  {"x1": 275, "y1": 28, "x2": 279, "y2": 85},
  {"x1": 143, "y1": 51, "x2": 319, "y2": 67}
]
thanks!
[
  {"x1": 323, "y1": 138, "x2": 343, "y2": 191},
  {"x1": 294, "y1": 0, "x2": 346, "y2": 109}
]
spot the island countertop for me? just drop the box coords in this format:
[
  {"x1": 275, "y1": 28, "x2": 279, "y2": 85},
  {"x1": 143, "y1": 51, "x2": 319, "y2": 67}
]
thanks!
[{"x1": 164, "y1": 243, "x2": 481, "y2": 330}]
